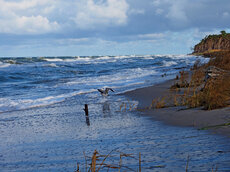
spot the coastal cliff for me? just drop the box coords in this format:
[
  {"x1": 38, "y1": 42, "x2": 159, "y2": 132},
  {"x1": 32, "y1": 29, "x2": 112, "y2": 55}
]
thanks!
[{"x1": 193, "y1": 31, "x2": 230, "y2": 54}]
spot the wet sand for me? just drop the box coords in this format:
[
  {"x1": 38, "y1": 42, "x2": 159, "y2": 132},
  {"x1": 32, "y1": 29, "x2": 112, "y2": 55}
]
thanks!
[
  {"x1": 2, "y1": 80, "x2": 230, "y2": 171},
  {"x1": 124, "y1": 79, "x2": 230, "y2": 137}
]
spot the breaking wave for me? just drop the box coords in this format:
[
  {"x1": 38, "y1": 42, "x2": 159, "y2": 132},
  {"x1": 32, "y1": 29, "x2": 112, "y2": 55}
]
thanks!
[{"x1": 0, "y1": 54, "x2": 209, "y2": 113}]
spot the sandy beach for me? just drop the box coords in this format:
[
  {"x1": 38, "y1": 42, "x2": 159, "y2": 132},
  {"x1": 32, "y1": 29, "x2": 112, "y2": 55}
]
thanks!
[
  {"x1": 4, "y1": 55, "x2": 230, "y2": 171},
  {"x1": 124, "y1": 79, "x2": 230, "y2": 137}
]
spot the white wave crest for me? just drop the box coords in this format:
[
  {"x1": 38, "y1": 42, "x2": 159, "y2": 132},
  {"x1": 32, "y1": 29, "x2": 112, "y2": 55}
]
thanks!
[
  {"x1": 43, "y1": 58, "x2": 63, "y2": 62},
  {"x1": 0, "y1": 89, "x2": 96, "y2": 113},
  {"x1": 0, "y1": 62, "x2": 11, "y2": 68},
  {"x1": 43, "y1": 63, "x2": 58, "y2": 67},
  {"x1": 63, "y1": 67, "x2": 158, "y2": 90},
  {"x1": 163, "y1": 61, "x2": 178, "y2": 67}
]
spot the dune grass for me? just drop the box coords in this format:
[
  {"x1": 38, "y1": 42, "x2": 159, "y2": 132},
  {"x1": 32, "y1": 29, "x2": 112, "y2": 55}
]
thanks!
[
  {"x1": 188, "y1": 51, "x2": 230, "y2": 110},
  {"x1": 151, "y1": 51, "x2": 230, "y2": 110}
]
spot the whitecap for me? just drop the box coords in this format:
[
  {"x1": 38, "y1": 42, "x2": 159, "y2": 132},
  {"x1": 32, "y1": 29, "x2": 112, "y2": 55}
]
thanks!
[
  {"x1": 96, "y1": 56, "x2": 110, "y2": 60},
  {"x1": 44, "y1": 63, "x2": 58, "y2": 67},
  {"x1": 62, "y1": 67, "x2": 158, "y2": 92},
  {"x1": 0, "y1": 89, "x2": 96, "y2": 113},
  {"x1": 43, "y1": 58, "x2": 63, "y2": 62},
  {"x1": 163, "y1": 61, "x2": 178, "y2": 67},
  {"x1": 63, "y1": 59, "x2": 78, "y2": 62},
  {"x1": 0, "y1": 62, "x2": 11, "y2": 68}
]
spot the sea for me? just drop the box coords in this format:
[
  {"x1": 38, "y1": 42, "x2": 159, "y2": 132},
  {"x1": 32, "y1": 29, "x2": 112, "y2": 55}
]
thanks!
[{"x1": 0, "y1": 55, "x2": 230, "y2": 171}]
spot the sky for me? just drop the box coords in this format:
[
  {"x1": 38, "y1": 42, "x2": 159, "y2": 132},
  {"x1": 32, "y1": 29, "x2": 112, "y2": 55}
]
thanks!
[{"x1": 0, "y1": 0, "x2": 230, "y2": 57}]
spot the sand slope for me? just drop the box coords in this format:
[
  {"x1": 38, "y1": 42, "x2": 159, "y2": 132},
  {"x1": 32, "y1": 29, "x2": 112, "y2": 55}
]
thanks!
[{"x1": 124, "y1": 80, "x2": 230, "y2": 137}]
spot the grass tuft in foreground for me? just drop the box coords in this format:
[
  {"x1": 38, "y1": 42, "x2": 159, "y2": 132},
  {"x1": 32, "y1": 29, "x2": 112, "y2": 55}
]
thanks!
[
  {"x1": 75, "y1": 150, "x2": 142, "y2": 172},
  {"x1": 75, "y1": 150, "x2": 218, "y2": 172}
]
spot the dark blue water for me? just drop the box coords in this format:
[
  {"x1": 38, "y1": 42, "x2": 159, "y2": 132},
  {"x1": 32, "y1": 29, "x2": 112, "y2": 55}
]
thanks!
[
  {"x1": 1, "y1": 55, "x2": 230, "y2": 171},
  {"x1": 0, "y1": 55, "x2": 207, "y2": 113}
]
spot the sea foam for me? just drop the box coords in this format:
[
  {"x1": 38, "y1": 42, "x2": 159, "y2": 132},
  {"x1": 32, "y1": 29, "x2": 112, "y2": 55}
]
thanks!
[{"x1": 0, "y1": 54, "x2": 209, "y2": 113}]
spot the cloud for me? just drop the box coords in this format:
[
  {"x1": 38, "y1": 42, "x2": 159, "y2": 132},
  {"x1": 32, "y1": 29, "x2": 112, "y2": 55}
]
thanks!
[
  {"x1": 155, "y1": 8, "x2": 164, "y2": 15},
  {"x1": 0, "y1": 15, "x2": 59, "y2": 34},
  {"x1": 166, "y1": 1, "x2": 188, "y2": 23},
  {"x1": 0, "y1": 0, "x2": 59, "y2": 34},
  {"x1": 152, "y1": 0, "x2": 188, "y2": 27},
  {"x1": 1, "y1": 0, "x2": 230, "y2": 56},
  {"x1": 74, "y1": 0, "x2": 129, "y2": 29},
  {"x1": 128, "y1": 8, "x2": 145, "y2": 15},
  {"x1": 0, "y1": 0, "x2": 130, "y2": 34},
  {"x1": 56, "y1": 38, "x2": 90, "y2": 45},
  {"x1": 0, "y1": 0, "x2": 51, "y2": 10},
  {"x1": 1, "y1": 0, "x2": 229, "y2": 35},
  {"x1": 138, "y1": 33, "x2": 165, "y2": 39},
  {"x1": 152, "y1": 0, "x2": 162, "y2": 6}
]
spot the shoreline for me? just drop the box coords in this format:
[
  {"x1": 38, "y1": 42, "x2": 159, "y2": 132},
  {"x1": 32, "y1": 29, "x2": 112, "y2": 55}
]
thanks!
[{"x1": 123, "y1": 78, "x2": 230, "y2": 138}]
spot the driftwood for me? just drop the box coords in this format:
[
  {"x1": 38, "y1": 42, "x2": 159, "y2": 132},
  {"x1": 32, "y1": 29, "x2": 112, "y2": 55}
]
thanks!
[{"x1": 205, "y1": 66, "x2": 230, "y2": 81}]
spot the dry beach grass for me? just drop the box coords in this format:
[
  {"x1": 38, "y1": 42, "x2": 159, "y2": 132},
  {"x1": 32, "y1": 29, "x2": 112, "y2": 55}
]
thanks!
[
  {"x1": 183, "y1": 51, "x2": 230, "y2": 110},
  {"x1": 124, "y1": 51, "x2": 230, "y2": 137},
  {"x1": 75, "y1": 150, "x2": 204, "y2": 172}
]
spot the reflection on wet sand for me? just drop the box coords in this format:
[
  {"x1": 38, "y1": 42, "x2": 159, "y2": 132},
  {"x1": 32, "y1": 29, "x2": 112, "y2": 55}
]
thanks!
[{"x1": 102, "y1": 101, "x2": 111, "y2": 117}]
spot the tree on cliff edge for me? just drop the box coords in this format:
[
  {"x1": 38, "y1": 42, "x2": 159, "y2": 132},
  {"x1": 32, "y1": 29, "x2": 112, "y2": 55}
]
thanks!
[{"x1": 221, "y1": 30, "x2": 226, "y2": 35}]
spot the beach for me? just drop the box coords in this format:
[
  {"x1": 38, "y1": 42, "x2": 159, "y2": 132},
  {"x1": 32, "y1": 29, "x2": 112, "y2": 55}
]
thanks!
[
  {"x1": 1, "y1": 1, "x2": 230, "y2": 171},
  {"x1": 124, "y1": 79, "x2": 230, "y2": 137},
  {"x1": 1, "y1": 55, "x2": 230, "y2": 171}
]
